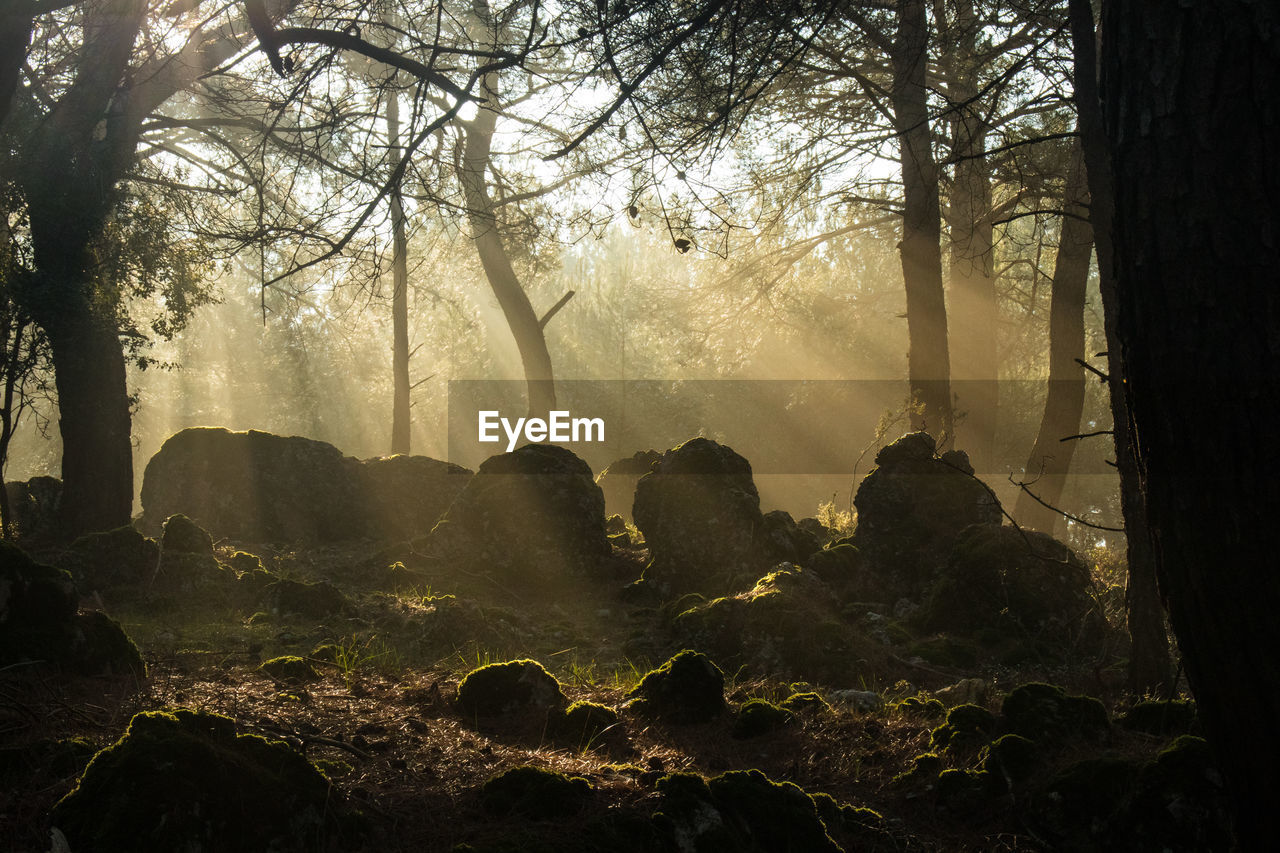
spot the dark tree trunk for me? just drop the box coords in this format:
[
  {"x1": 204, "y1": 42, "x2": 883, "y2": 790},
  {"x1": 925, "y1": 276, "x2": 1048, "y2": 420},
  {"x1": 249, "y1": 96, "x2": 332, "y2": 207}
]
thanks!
[
  {"x1": 1068, "y1": 0, "x2": 1172, "y2": 698},
  {"x1": 387, "y1": 82, "x2": 411, "y2": 455},
  {"x1": 892, "y1": 0, "x2": 952, "y2": 443},
  {"x1": 943, "y1": 0, "x2": 997, "y2": 473},
  {"x1": 1067, "y1": 0, "x2": 1155, "y2": 674},
  {"x1": 41, "y1": 299, "x2": 134, "y2": 535},
  {"x1": 1103, "y1": 1, "x2": 1278, "y2": 846},
  {"x1": 460, "y1": 72, "x2": 557, "y2": 418},
  {"x1": 1014, "y1": 146, "x2": 1091, "y2": 536}
]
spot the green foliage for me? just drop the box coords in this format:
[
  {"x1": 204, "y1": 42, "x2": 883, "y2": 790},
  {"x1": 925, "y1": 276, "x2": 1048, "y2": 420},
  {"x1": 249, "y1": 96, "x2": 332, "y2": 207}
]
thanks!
[{"x1": 551, "y1": 701, "x2": 622, "y2": 751}]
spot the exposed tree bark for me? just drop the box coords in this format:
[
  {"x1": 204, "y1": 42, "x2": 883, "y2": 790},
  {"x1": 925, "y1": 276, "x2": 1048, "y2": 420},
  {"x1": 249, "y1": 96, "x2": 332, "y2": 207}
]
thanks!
[
  {"x1": 1014, "y1": 144, "x2": 1091, "y2": 536},
  {"x1": 459, "y1": 9, "x2": 556, "y2": 418},
  {"x1": 1103, "y1": 1, "x2": 1278, "y2": 845},
  {"x1": 1068, "y1": 0, "x2": 1172, "y2": 697},
  {"x1": 941, "y1": 0, "x2": 997, "y2": 473},
  {"x1": 891, "y1": 0, "x2": 952, "y2": 443},
  {"x1": 387, "y1": 79, "x2": 411, "y2": 455}
]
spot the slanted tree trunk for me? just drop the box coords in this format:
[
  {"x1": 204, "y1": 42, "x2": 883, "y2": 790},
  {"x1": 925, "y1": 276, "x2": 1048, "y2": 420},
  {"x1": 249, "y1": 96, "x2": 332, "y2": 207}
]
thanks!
[
  {"x1": 386, "y1": 79, "x2": 411, "y2": 455},
  {"x1": 1014, "y1": 145, "x2": 1091, "y2": 536},
  {"x1": 459, "y1": 72, "x2": 556, "y2": 417},
  {"x1": 1068, "y1": 0, "x2": 1172, "y2": 697},
  {"x1": 0, "y1": 2, "x2": 34, "y2": 126},
  {"x1": 891, "y1": 0, "x2": 952, "y2": 443},
  {"x1": 1103, "y1": 2, "x2": 1278, "y2": 844},
  {"x1": 942, "y1": 0, "x2": 997, "y2": 473}
]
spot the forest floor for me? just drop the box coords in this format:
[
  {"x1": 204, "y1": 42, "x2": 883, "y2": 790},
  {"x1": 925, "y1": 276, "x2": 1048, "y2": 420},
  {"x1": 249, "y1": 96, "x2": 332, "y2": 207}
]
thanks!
[{"x1": 2, "y1": 535, "x2": 1208, "y2": 852}]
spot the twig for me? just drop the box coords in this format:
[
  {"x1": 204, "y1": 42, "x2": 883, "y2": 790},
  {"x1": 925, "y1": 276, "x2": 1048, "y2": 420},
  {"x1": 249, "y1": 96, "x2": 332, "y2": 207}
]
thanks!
[
  {"x1": 1074, "y1": 358, "x2": 1109, "y2": 382},
  {"x1": 1059, "y1": 429, "x2": 1113, "y2": 442},
  {"x1": 1008, "y1": 476, "x2": 1124, "y2": 532}
]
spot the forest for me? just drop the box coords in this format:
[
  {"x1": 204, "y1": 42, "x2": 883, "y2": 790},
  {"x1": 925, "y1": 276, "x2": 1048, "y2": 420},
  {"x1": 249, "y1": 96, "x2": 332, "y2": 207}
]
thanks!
[{"x1": 1, "y1": 0, "x2": 1275, "y2": 850}]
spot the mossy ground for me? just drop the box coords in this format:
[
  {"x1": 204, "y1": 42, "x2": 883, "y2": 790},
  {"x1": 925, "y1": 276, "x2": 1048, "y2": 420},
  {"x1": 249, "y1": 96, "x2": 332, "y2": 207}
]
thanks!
[{"x1": 0, "y1": 535, "x2": 1213, "y2": 851}]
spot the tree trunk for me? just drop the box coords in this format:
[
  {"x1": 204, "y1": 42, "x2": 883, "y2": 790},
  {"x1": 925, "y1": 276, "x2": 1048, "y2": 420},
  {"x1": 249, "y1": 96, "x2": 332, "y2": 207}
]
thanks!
[
  {"x1": 387, "y1": 81, "x2": 411, "y2": 455},
  {"x1": 892, "y1": 0, "x2": 952, "y2": 443},
  {"x1": 1014, "y1": 145, "x2": 1091, "y2": 536},
  {"x1": 0, "y1": 3, "x2": 33, "y2": 126},
  {"x1": 1103, "y1": 1, "x2": 1278, "y2": 845},
  {"x1": 943, "y1": 0, "x2": 997, "y2": 473},
  {"x1": 1068, "y1": 0, "x2": 1172, "y2": 697},
  {"x1": 460, "y1": 71, "x2": 556, "y2": 418},
  {"x1": 42, "y1": 298, "x2": 134, "y2": 536}
]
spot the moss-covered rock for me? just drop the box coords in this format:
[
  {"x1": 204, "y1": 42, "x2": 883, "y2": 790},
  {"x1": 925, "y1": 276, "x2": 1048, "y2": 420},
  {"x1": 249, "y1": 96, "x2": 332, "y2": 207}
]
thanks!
[
  {"x1": 731, "y1": 699, "x2": 794, "y2": 739},
  {"x1": 758, "y1": 509, "x2": 822, "y2": 565},
  {"x1": 671, "y1": 564, "x2": 871, "y2": 683},
  {"x1": 936, "y1": 767, "x2": 1002, "y2": 814},
  {"x1": 893, "y1": 696, "x2": 946, "y2": 720},
  {"x1": 2, "y1": 475, "x2": 62, "y2": 540},
  {"x1": 551, "y1": 701, "x2": 623, "y2": 750},
  {"x1": 627, "y1": 650, "x2": 726, "y2": 724},
  {"x1": 420, "y1": 444, "x2": 609, "y2": 587},
  {"x1": 655, "y1": 770, "x2": 842, "y2": 853},
  {"x1": 62, "y1": 525, "x2": 159, "y2": 590},
  {"x1": 633, "y1": 438, "x2": 767, "y2": 596},
  {"x1": 781, "y1": 691, "x2": 834, "y2": 715},
  {"x1": 140, "y1": 427, "x2": 470, "y2": 542},
  {"x1": 1001, "y1": 682, "x2": 1109, "y2": 741},
  {"x1": 260, "y1": 655, "x2": 322, "y2": 684},
  {"x1": 890, "y1": 752, "x2": 943, "y2": 791},
  {"x1": 595, "y1": 450, "x2": 661, "y2": 522},
  {"x1": 50, "y1": 708, "x2": 337, "y2": 852},
  {"x1": 160, "y1": 513, "x2": 214, "y2": 554},
  {"x1": 457, "y1": 660, "x2": 566, "y2": 718},
  {"x1": 1117, "y1": 699, "x2": 1199, "y2": 736},
  {"x1": 851, "y1": 432, "x2": 1001, "y2": 599},
  {"x1": 226, "y1": 550, "x2": 264, "y2": 574},
  {"x1": 918, "y1": 525, "x2": 1106, "y2": 659},
  {"x1": 980, "y1": 734, "x2": 1040, "y2": 788},
  {"x1": 1121, "y1": 735, "x2": 1231, "y2": 851},
  {"x1": 263, "y1": 578, "x2": 350, "y2": 618},
  {"x1": 930, "y1": 704, "x2": 998, "y2": 752},
  {"x1": 480, "y1": 765, "x2": 592, "y2": 818},
  {"x1": 1, "y1": 542, "x2": 144, "y2": 676}
]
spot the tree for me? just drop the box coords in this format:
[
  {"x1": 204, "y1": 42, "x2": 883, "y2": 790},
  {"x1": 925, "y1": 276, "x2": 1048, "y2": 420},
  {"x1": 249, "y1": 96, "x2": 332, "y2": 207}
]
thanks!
[
  {"x1": 890, "y1": 0, "x2": 953, "y2": 442},
  {"x1": 1014, "y1": 142, "x2": 1091, "y2": 536},
  {"x1": 1100, "y1": 0, "x2": 1278, "y2": 844},
  {"x1": 1068, "y1": 0, "x2": 1172, "y2": 696}
]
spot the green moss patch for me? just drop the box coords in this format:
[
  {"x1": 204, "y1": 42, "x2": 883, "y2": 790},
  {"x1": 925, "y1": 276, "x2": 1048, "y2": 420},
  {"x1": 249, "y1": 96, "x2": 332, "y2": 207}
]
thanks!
[
  {"x1": 930, "y1": 704, "x2": 998, "y2": 752},
  {"x1": 259, "y1": 655, "x2": 322, "y2": 684}
]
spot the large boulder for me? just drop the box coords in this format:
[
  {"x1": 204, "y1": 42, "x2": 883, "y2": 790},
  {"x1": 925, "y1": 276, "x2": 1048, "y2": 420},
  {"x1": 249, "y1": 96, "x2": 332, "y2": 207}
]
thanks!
[
  {"x1": 852, "y1": 432, "x2": 1001, "y2": 598},
  {"x1": 594, "y1": 450, "x2": 661, "y2": 521},
  {"x1": 916, "y1": 525, "x2": 1107, "y2": 659},
  {"x1": 633, "y1": 438, "x2": 766, "y2": 596},
  {"x1": 3, "y1": 475, "x2": 62, "y2": 540},
  {"x1": 421, "y1": 444, "x2": 609, "y2": 585},
  {"x1": 139, "y1": 428, "x2": 470, "y2": 542}
]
